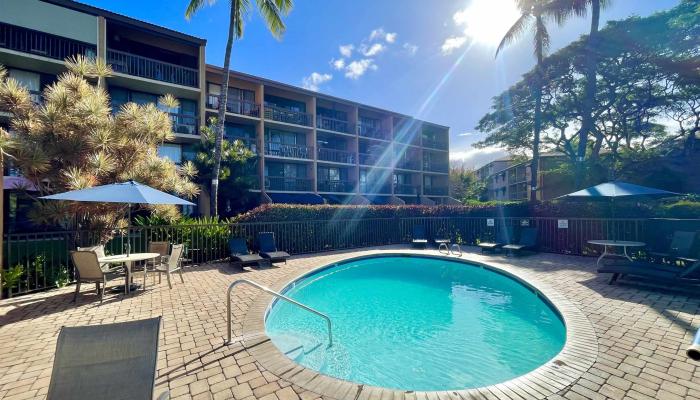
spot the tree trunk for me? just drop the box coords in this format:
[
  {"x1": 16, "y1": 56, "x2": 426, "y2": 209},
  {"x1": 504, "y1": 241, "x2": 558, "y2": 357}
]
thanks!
[
  {"x1": 575, "y1": 0, "x2": 600, "y2": 188},
  {"x1": 211, "y1": 3, "x2": 237, "y2": 216}
]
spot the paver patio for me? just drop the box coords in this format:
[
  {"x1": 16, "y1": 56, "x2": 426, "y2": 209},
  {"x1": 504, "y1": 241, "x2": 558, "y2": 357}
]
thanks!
[{"x1": 0, "y1": 246, "x2": 699, "y2": 400}]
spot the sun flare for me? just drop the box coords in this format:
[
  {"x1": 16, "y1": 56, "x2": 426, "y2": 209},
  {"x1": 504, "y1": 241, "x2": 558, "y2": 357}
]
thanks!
[{"x1": 455, "y1": 0, "x2": 521, "y2": 47}]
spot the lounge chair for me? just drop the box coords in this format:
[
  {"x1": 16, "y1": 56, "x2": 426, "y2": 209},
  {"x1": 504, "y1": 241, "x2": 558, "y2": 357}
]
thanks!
[
  {"x1": 71, "y1": 250, "x2": 124, "y2": 302},
  {"x1": 503, "y1": 227, "x2": 538, "y2": 256},
  {"x1": 229, "y1": 238, "x2": 264, "y2": 267},
  {"x1": 152, "y1": 244, "x2": 185, "y2": 289},
  {"x1": 47, "y1": 317, "x2": 165, "y2": 400},
  {"x1": 648, "y1": 231, "x2": 697, "y2": 265},
  {"x1": 598, "y1": 259, "x2": 700, "y2": 285},
  {"x1": 412, "y1": 225, "x2": 428, "y2": 249},
  {"x1": 478, "y1": 226, "x2": 514, "y2": 253},
  {"x1": 257, "y1": 232, "x2": 290, "y2": 264}
]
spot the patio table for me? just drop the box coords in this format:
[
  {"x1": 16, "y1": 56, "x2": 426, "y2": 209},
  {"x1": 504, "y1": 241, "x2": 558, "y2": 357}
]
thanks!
[
  {"x1": 587, "y1": 240, "x2": 646, "y2": 267},
  {"x1": 99, "y1": 253, "x2": 160, "y2": 294}
]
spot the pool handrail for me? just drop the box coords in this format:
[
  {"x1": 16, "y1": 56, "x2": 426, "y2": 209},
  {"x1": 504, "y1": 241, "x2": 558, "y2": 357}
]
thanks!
[{"x1": 226, "y1": 278, "x2": 333, "y2": 346}]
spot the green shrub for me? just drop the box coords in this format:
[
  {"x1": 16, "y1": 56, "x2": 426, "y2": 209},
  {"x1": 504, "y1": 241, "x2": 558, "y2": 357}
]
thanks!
[{"x1": 660, "y1": 200, "x2": 700, "y2": 219}]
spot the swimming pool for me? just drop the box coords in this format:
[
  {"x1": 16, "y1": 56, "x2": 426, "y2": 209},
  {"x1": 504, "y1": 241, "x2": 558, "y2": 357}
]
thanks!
[{"x1": 265, "y1": 255, "x2": 566, "y2": 391}]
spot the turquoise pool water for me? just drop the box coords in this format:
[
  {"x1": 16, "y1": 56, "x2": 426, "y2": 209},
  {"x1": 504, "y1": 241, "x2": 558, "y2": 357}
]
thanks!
[{"x1": 265, "y1": 255, "x2": 566, "y2": 391}]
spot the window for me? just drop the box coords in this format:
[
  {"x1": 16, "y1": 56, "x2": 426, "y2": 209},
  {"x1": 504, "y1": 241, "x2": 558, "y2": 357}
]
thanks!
[
  {"x1": 157, "y1": 144, "x2": 182, "y2": 163},
  {"x1": 9, "y1": 70, "x2": 40, "y2": 92}
]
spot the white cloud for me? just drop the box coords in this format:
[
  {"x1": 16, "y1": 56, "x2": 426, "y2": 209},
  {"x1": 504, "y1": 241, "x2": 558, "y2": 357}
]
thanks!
[
  {"x1": 302, "y1": 72, "x2": 332, "y2": 91},
  {"x1": 362, "y1": 43, "x2": 385, "y2": 57},
  {"x1": 369, "y1": 28, "x2": 397, "y2": 43},
  {"x1": 450, "y1": 146, "x2": 508, "y2": 169},
  {"x1": 402, "y1": 42, "x2": 418, "y2": 56},
  {"x1": 441, "y1": 36, "x2": 468, "y2": 55},
  {"x1": 344, "y1": 59, "x2": 377, "y2": 80},
  {"x1": 339, "y1": 44, "x2": 354, "y2": 58},
  {"x1": 331, "y1": 58, "x2": 345, "y2": 70},
  {"x1": 458, "y1": 132, "x2": 475, "y2": 137}
]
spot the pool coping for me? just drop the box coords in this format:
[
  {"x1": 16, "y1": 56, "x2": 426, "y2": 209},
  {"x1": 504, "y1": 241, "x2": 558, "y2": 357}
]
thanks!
[{"x1": 241, "y1": 250, "x2": 599, "y2": 400}]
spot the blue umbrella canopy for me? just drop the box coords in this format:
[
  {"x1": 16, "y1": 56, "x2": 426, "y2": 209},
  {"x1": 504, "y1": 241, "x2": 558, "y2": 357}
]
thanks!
[
  {"x1": 556, "y1": 181, "x2": 678, "y2": 199},
  {"x1": 40, "y1": 180, "x2": 194, "y2": 205}
]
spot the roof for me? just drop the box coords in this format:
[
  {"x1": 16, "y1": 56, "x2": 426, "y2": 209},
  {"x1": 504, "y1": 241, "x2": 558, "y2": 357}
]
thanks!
[
  {"x1": 206, "y1": 65, "x2": 450, "y2": 130},
  {"x1": 41, "y1": 0, "x2": 206, "y2": 45}
]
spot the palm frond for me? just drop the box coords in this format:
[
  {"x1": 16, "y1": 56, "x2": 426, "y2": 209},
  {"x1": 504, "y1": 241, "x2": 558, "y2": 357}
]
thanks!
[
  {"x1": 496, "y1": 13, "x2": 533, "y2": 58},
  {"x1": 255, "y1": 0, "x2": 287, "y2": 38},
  {"x1": 185, "y1": 0, "x2": 213, "y2": 19}
]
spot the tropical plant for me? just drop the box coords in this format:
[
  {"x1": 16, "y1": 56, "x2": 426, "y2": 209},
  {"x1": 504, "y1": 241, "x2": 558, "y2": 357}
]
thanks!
[
  {"x1": 449, "y1": 167, "x2": 488, "y2": 202},
  {"x1": 185, "y1": 0, "x2": 292, "y2": 216},
  {"x1": 3, "y1": 264, "x2": 24, "y2": 297},
  {"x1": 0, "y1": 56, "x2": 198, "y2": 236}
]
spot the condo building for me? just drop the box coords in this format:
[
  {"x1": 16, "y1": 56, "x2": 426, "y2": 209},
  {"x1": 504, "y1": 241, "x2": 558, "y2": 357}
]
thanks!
[{"x1": 0, "y1": 0, "x2": 451, "y2": 211}]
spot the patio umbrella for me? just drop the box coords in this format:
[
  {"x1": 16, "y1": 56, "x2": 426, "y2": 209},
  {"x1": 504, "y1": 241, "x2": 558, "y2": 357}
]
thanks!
[
  {"x1": 40, "y1": 180, "x2": 194, "y2": 255},
  {"x1": 555, "y1": 181, "x2": 679, "y2": 238}
]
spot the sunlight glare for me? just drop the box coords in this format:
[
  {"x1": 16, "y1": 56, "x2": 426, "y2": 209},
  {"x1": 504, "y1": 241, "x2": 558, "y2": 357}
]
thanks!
[{"x1": 455, "y1": 0, "x2": 521, "y2": 47}]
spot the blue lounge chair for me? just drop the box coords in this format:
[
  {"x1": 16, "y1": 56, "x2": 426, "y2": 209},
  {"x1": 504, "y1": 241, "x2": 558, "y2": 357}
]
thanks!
[
  {"x1": 503, "y1": 227, "x2": 538, "y2": 256},
  {"x1": 257, "y1": 232, "x2": 290, "y2": 264},
  {"x1": 478, "y1": 226, "x2": 514, "y2": 253},
  {"x1": 412, "y1": 225, "x2": 428, "y2": 249},
  {"x1": 598, "y1": 259, "x2": 700, "y2": 285},
  {"x1": 229, "y1": 238, "x2": 264, "y2": 267}
]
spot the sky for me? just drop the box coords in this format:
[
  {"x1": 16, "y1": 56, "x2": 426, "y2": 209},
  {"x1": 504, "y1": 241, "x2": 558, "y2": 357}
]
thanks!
[{"x1": 83, "y1": 0, "x2": 679, "y2": 169}]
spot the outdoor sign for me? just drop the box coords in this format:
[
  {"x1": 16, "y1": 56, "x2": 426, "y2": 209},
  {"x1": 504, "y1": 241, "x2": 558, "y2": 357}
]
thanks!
[
  {"x1": 558, "y1": 219, "x2": 569, "y2": 229},
  {"x1": 486, "y1": 218, "x2": 495, "y2": 227}
]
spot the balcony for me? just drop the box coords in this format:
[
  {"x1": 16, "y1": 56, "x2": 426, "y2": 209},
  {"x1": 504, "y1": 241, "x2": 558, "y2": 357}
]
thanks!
[
  {"x1": 394, "y1": 184, "x2": 419, "y2": 195},
  {"x1": 359, "y1": 182, "x2": 391, "y2": 194},
  {"x1": 423, "y1": 161, "x2": 449, "y2": 173},
  {"x1": 207, "y1": 95, "x2": 260, "y2": 118},
  {"x1": 396, "y1": 159, "x2": 421, "y2": 171},
  {"x1": 422, "y1": 136, "x2": 448, "y2": 150},
  {"x1": 106, "y1": 49, "x2": 199, "y2": 88},
  {"x1": 318, "y1": 148, "x2": 355, "y2": 164},
  {"x1": 170, "y1": 113, "x2": 198, "y2": 135},
  {"x1": 265, "y1": 176, "x2": 313, "y2": 192},
  {"x1": 0, "y1": 22, "x2": 96, "y2": 62},
  {"x1": 28, "y1": 90, "x2": 42, "y2": 105},
  {"x1": 316, "y1": 115, "x2": 352, "y2": 134},
  {"x1": 424, "y1": 187, "x2": 448, "y2": 196},
  {"x1": 264, "y1": 143, "x2": 313, "y2": 160},
  {"x1": 264, "y1": 104, "x2": 312, "y2": 127},
  {"x1": 317, "y1": 180, "x2": 355, "y2": 193},
  {"x1": 357, "y1": 123, "x2": 390, "y2": 141},
  {"x1": 230, "y1": 137, "x2": 258, "y2": 154}
]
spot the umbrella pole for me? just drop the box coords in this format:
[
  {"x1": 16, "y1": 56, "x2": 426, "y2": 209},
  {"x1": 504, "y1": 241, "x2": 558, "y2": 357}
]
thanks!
[{"x1": 125, "y1": 203, "x2": 131, "y2": 256}]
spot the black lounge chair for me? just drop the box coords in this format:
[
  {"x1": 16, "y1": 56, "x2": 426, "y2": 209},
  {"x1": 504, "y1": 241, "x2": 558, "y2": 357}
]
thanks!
[
  {"x1": 598, "y1": 259, "x2": 700, "y2": 285},
  {"x1": 229, "y1": 238, "x2": 264, "y2": 267},
  {"x1": 257, "y1": 232, "x2": 290, "y2": 264},
  {"x1": 478, "y1": 226, "x2": 514, "y2": 253},
  {"x1": 503, "y1": 227, "x2": 538, "y2": 256},
  {"x1": 412, "y1": 225, "x2": 428, "y2": 249},
  {"x1": 48, "y1": 317, "x2": 164, "y2": 400},
  {"x1": 648, "y1": 231, "x2": 698, "y2": 265}
]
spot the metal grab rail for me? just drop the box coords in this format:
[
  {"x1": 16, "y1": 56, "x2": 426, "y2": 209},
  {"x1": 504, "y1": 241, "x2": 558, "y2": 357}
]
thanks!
[{"x1": 226, "y1": 279, "x2": 333, "y2": 346}]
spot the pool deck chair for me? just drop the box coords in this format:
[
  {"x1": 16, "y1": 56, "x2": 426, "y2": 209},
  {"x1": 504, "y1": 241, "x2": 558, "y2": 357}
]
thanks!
[
  {"x1": 503, "y1": 227, "x2": 538, "y2": 256},
  {"x1": 478, "y1": 226, "x2": 514, "y2": 253},
  {"x1": 47, "y1": 317, "x2": 164, "y2": 400},
  {"x1": 598, "y1": 259, "x2": 700, "y2": 286},
  {"x1": 257, "y1": 232, "x2": 290, "y2": 264},
  {"x1": 229, "y1": 238, "x2": 264, "y2": 267},
  {"x1": 412, "y1": 225, "x2": 428, "y2": 249},
  {"x1": 648, "y1": 231, "x2": 697, "y2": 265}
]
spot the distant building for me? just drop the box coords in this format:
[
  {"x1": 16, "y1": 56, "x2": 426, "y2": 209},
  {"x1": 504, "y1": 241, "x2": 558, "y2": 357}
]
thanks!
[{"x1": 475, "y1": 153, "x2": 571, "y2": 201}]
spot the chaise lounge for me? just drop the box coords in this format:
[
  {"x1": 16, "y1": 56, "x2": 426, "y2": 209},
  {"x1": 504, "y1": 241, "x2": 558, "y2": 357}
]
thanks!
[
  {"x1": 229, "y1": 237, "x2": 265, "y2": 267},
  {"x1": 411, "y1": 225, "x2": 428, "y2": 249},
  {"x1": 598, "y1": 259, "x2": 700, "y2": 285},
  {"x1": 478, "y1": 226, "x2": 514, "y2": 253},
  {"x1": 503, "y1": 227, "x2": 538, "y2": 256},
  {"x1": 257, "y1": 232, "x2": 290, "y2": 264}
]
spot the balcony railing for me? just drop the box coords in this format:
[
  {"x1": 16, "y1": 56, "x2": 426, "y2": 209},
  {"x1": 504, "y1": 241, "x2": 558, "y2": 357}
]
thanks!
[
  {"x1": 107, "y1": 49, "x2": 199, "y2": 88},
  {"x1": 265, "y1": 176, "x2": 313, "y2": 192},
  {"x1": 357, "y1": 124, "x2": 390, "y2": 140},
  {"x1": 264, "y1": 143, "x2": 313, "y2": 159},
  {"x1": 316, "y1": 115, "x2": 352, "y2": 134},
  {"x1": 422, "y1": 136, "x2": 448, "y2": 150},
  {"x1": 317, "y1": 180, "x2": 355, "y2": 193},
  {"x1": 396, "y1": 160, "x2": 421, "y2": 171},
  {"x1": 207, "y1": 95, "x2": 260, "y2": 118},
  {"x1": 0, "y1": 22, "x2": 96, "y2": 62},
  {"x1": 394, "y1": 184, "x2": 419, "y2": 195},
  {"x1": 170, "y1": 113, "x2": 198, "y2": 135},
  {"x1": 264, "y1": 104, "x2": 312, "y2": 127},
  {"x1": 229, "y1": 137, "x2": 258, "y2": 154},
  {"x1": 424, "y1": 187, "x2": 449, "y2": 196},
  {"x1": 359, "y1": 182, "x2": 392, "y2": 194},
  {"x1": 318, "y1": 148, "x2": 355, "y2": 164},
  {"x1": 28, "y1": 90, "x2": 42, "y2": 105},
  {"x1": 423, "y1": 162, "x2": 449, "y2": 173}
]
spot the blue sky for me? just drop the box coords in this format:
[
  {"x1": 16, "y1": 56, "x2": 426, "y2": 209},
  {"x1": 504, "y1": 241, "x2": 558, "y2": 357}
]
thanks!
[{"x1": 84, "y1": 0, "x2": 679, "y2": 168}]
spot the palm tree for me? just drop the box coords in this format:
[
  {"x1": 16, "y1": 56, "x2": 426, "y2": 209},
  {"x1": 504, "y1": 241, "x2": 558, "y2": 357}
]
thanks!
[
  {"x1": 185, "y1": 0, "x2": 292, "y2": 216},
  {"x1": 496, "y1": 0, "x2": 560, "y2": 202}
]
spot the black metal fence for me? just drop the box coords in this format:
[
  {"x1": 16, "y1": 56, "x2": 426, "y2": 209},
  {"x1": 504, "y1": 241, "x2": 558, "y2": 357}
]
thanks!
[{"x1": 2, "y1": 217, "x2": 699, "y2": 298}]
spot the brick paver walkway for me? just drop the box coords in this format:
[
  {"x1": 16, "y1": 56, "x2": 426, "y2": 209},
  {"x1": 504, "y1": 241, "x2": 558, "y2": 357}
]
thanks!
[{"x1": 0, "y1": 246, "x2": 698, "y2": 400}]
